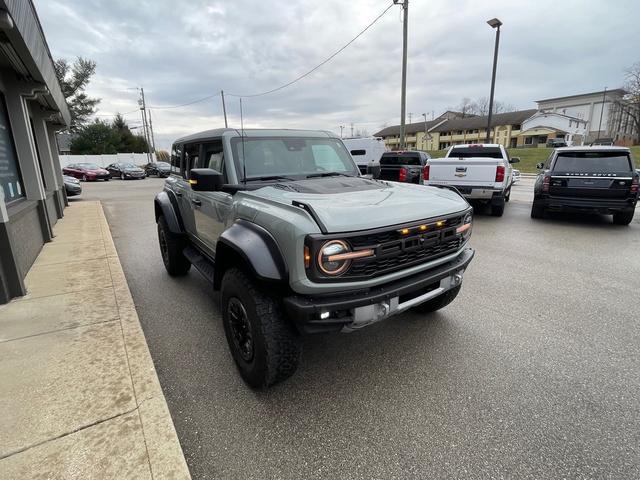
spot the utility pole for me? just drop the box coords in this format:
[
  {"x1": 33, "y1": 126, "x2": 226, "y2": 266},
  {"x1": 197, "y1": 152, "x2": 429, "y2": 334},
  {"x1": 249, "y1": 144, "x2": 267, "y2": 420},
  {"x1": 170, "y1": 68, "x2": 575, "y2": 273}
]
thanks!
[
  {"x1": 408, "y1": 112, "x2": 413, "y2": 124},
  {"x1": 147, "y1": 108, "x2": 157, "y2": 154},
  {"x1": 339, "y1": 125, "x2": 345, "y2": 138},
  {"x1": 422, "y1": 113, "x2": 427, "y2": 149},
  {"x1": 221, "y1": 90, "x2": 228, "y2": 128},
  {"x1": 596, "y1": 87, "x2": 607, "y2": 141},
  {"x1": 138, "y1": 87, "x2": 152, "y2": 162},
  {"x1": 395, "y1": 0, "x2": 409, "y2": 149},
  {"x1": 485, "y1": 18, "x2": 502, "y2": 143},
  {"x1": 350, "y1": 123, "x2": 354, "y2": 137}
]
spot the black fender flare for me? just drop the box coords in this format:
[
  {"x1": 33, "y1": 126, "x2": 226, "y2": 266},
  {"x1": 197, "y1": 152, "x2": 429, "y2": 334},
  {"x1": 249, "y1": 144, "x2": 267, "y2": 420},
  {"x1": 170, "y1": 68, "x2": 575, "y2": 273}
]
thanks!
[
  {"x1": 154, "y1": 191, "x2": 183, "y2": 233},
  {"x1": 214, "y1": 220, "x2": 288, "y2": 289}
]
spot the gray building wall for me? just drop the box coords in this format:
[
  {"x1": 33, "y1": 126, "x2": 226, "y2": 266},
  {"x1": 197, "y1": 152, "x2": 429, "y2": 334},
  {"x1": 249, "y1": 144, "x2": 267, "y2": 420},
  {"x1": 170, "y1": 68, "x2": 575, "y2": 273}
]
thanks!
[{"x1": 0, "y1": 0, "x2": 71, "y2": 303}]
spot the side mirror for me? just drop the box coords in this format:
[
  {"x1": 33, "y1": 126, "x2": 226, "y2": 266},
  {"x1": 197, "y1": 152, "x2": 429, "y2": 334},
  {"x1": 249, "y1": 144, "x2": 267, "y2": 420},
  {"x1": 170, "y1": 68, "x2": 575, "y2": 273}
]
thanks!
[
  {"x1": 536, "y1": 162, "x2": 544, "y2": 170},
  {"x1": 509, "y1": 157, "x2": 520, "y2": 164},
  {"x1": 189, "y1": 168, "x2": 223, "y2": 192},
  {"x1": 366, "y1": 161, "x2": 381, "y2": 179}
]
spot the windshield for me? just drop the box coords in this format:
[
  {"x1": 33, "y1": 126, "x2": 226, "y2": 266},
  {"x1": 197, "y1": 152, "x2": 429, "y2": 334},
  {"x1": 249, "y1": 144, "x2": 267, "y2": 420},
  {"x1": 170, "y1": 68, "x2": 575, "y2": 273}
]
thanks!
[
  {"x1": 230, "y1": 136, "x2": 358, "y2": 181},
  {"x1": 157, "y1": 162, "x2": 170, "y2": 167},
  {"x1": 122, "y1": 163, "x2": 137, "y2": 168},
  {"x1": 77, "y1": 163, "x2": 101, "y2": 169},
  {"x1": 450, "y1": 146, "x2": 503, "y2": 158},
  {"x1": 554, "y1": 152, "x2": 632, "y2": 173}
]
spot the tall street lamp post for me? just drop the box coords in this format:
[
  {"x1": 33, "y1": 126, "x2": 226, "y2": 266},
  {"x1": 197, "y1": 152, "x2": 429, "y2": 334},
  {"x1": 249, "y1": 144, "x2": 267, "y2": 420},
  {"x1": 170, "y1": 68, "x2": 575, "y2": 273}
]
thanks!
[{"x1": 485, "y1": 17, "x2": 502, "y2": 143}]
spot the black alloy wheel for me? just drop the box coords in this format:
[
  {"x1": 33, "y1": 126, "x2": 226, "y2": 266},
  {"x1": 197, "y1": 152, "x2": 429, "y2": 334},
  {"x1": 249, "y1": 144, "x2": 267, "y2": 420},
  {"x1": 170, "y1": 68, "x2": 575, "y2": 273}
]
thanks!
[{"x1": 227, "y1": 297, "x2": 254, "y2": 362}]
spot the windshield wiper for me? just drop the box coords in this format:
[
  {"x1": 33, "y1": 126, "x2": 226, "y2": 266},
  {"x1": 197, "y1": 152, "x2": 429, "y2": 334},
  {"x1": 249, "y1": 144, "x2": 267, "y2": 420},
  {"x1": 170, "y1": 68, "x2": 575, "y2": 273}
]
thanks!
[
  {"x1": 305, "y1": 172, "x2": 354, "y2": 179},
  {"x1": 245, "y1": 175, "x2": 295, "y2": 182}
]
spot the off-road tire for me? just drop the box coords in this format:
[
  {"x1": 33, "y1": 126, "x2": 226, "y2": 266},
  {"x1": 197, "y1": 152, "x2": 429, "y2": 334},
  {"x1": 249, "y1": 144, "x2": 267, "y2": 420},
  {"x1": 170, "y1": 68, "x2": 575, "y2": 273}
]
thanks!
[
  {"x1": 612, "y1": 210, "x2": 634, "y2": 225},
  {"x1": 491, "y1": 197, "x2": 505, "y2": 217},
  {"x1": 221, "y1": 268, "x2": 301, "y2": 389},
  {"x1": 411, "y1": 285, "x2": 462, "y2": 314},
  {"x1": 157, "y1": 216, "x2": 190, "y2": 275},
  {"x1": 531, "y1": 200, "x2": 545, "y2": 219}
]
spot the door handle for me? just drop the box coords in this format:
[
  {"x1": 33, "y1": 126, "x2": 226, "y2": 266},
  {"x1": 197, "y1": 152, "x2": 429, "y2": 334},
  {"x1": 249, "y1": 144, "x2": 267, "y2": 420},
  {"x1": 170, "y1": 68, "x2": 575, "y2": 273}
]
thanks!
[{"x1": 191, "y1": 199, "x2": 201, "y2": 206}]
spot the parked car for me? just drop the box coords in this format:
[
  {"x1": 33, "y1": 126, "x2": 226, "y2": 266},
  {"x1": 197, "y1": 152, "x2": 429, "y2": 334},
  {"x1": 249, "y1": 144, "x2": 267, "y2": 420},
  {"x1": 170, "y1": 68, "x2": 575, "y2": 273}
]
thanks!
[
  {"x1": 144, "y1": 161, "x2": 171, "y2": 177},
  {"x1": 341, "y1": 137, "x2": 387, "y2": 174},
  {"x1": 62, "y1": 163, "x2": 110, "y2": 181},
  {"x1": 106, "y1": 162, "x2": 146, "y2": 180},
  {"x1": 63, "y1": 175, "x2": 82, "y2": 196},
  {"x1": 546, "y1": 138, "x2": 567, "y2": 148},
  {"x1": 531, "y1": 146, "x2": 639, "y2": 224},
  {"x1": 379, "y1": 151, "x2": 431, "y2": 183},
  {"x1": 155, "y1": 128, "x2": 474, "y2": 388},
  {"x1": 512, "y1": 169, "x2": 521, "y2": 184},
  {"x1": 591, "y1": 138, "x2": 614, "y2": 146},
  {"x1": 423, "y1": 144, "x2": 519, "y2": 217}
]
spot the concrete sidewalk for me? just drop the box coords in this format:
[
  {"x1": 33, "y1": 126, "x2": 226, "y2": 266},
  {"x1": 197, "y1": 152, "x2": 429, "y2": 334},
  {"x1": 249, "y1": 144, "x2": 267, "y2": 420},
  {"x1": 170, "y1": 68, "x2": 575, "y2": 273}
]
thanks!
[{"x1": 0, "y1": 201, "x2": 190, "y2": 479}]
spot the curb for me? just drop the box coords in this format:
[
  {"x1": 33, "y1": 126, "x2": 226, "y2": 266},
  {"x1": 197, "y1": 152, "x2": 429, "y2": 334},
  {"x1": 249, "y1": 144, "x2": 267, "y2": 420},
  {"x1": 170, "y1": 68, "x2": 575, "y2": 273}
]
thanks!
[{"x1": 97, "y1": 204, "x2": 192, "y2": 480}]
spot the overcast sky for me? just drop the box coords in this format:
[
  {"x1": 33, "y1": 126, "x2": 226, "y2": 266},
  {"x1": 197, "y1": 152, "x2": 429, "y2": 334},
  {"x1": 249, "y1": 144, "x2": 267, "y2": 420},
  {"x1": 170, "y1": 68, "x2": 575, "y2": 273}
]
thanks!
[{"x1": 35, "y1": 0, "x2": 639, "y2": 150}]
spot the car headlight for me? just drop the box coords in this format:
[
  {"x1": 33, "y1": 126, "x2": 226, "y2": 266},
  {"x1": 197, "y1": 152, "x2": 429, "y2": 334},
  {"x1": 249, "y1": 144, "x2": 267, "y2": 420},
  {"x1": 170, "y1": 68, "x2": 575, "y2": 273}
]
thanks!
[
  {"x1": 456, "y1": 212, "x2": 473, "y2": 238},
  {"x1": 317, "y1": 240, "x2": 352, "y2": 276}
]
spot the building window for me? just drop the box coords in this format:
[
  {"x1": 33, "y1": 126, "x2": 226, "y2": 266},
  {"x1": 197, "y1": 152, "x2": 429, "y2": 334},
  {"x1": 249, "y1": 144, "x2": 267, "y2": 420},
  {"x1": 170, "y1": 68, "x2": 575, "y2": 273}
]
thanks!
[
  {"x1": 0, "y1": 92, "x2": 25, "y2": 205},
  {"x1": 524, "y1": 137, "x2": 533, "y2": 145}
]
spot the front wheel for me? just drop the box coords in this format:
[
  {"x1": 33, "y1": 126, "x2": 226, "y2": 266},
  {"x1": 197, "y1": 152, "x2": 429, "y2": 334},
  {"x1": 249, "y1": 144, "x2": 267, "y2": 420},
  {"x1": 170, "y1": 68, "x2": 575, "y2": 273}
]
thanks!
[
  {"x1": 120, "y1": 173, "x2": 125, "y2": 180},
  {"x1": 612, "y1": 210, "x2": 634, "y2": 225},
  {"x1": 491, "y1": 197, "x2": 505, "y2": 217},
  {"x1": 82, "y1": 174, "x2": 87, "y2": 181},
  {"x1": 157, "y1": 216, "x2": 190, "y2": 275},
  {"x1": 411, "y1": 285, "x2": 461, "y2": 314},
  {"x1": 221, "y1": 268, "x2": 301, "y2": 389}
]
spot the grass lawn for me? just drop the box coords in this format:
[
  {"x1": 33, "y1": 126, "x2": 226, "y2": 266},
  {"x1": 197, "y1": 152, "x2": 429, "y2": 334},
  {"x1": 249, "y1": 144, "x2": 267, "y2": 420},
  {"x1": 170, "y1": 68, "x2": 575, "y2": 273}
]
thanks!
[{"x1": 427, "y1": 146, "x2": 640, "y2": 174}]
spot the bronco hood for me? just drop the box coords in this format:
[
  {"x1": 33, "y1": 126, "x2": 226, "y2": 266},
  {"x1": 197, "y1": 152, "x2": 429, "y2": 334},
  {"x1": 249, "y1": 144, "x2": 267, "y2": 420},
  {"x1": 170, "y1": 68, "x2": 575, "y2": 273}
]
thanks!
[{"x1": 244, "y1": 177, "x2": 469, "y2": 233}]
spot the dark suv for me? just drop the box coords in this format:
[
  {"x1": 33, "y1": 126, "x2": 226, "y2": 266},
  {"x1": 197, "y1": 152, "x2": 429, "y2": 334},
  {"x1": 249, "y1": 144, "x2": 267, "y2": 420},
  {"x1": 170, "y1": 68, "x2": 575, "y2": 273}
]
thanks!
[
  {"x1": 531, "y1": 147, "x2": 638, "y2": 224},
  {"x1": 379, "y1": 151, "x2": 430, "y2": 183}
]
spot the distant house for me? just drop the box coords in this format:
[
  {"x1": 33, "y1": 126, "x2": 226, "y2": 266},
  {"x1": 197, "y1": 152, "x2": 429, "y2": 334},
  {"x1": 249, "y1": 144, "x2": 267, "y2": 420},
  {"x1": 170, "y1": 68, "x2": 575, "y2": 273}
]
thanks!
[
  {"x1": 374, "y1": 109, "x2": 537, "y2": 150},
  {"x1": 520, "y1": 111, "x2": 588, "y2": 147}
]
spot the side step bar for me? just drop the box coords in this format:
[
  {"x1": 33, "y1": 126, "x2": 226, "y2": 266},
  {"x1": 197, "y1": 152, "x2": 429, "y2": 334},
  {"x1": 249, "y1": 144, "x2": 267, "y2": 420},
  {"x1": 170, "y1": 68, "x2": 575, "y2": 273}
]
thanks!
[{"x1": 183, "y1": 245, "x2": 215, "y2": 284}]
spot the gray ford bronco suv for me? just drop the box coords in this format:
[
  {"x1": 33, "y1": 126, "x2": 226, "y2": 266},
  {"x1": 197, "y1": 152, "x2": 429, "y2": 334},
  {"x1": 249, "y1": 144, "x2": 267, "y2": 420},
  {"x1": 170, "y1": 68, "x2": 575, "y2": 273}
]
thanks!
[{"x1": 155, "y1": 128, "x2": 474, "y2": 388}]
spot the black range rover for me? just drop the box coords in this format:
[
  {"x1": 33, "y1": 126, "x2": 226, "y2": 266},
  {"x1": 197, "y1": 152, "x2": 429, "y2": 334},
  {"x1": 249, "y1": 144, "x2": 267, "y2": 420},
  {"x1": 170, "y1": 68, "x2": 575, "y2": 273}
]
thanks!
[{"x1": 531, "y1": 147, "x2": 638, "y2": 225}]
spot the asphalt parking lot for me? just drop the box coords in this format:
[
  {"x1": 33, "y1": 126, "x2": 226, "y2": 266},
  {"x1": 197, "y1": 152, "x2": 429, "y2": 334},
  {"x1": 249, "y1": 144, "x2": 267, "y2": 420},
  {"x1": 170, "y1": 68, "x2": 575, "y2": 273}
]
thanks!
[{"x1": 79, "y1": 177, "x2": 640, "y2": 479}]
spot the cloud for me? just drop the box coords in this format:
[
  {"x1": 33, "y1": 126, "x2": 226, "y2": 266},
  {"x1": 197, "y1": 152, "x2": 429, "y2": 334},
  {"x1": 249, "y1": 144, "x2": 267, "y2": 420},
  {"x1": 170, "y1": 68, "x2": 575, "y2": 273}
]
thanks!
[{"x1": 35, "y1": 0, "x2": 639, "y2": 149}]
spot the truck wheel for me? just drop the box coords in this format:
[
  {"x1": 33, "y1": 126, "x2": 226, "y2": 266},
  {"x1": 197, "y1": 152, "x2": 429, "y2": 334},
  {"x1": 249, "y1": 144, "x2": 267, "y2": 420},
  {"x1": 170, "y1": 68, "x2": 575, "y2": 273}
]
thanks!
[
  {"x1": 157, "y1": 216, "x2": 190, "y2": 275},
  {"x1": 612, "y1": 210, "x2": 634, "y2": 225},
  {"x1": 411, "y1": 285, "x2": 461, "y2": 314},
  {"x1": 490, "y1": 197, "x2": 505, "y2": 217},
  {"x1": 530, "y1": 200, "x2": 545, "y2": 219},
  {"x1": 221, "y1": 268, "x2": 301, "y2": 389},
  {"x1": 504, "y1": 188, "x2": 511, "y2": 202}
]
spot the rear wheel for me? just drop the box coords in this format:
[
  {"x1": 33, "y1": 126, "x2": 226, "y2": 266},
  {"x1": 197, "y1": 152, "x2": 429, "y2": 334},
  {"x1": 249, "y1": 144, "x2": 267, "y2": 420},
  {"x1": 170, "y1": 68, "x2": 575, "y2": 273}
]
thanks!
[
  {"x1": 157, "y1": 216, "x2": 190, "y2": 275},
  {"x1": 221, "y1": 268, "x2": 301, "y2": 388},
  {"x1": 411, "y1": 285, "x2": 461, "y2": 314},
  {"x1": 531, "y1": 200, "x2": 545, "y2": 219},
  {"x1": 612, "y1": 210, "x2": 634, "y2": 225},
  {"x1": 504, "y1": 188, "x2": 511, "y2": 202},
  {"x1": 120, "y1": 173, "x2": 125, "y2": 180}
]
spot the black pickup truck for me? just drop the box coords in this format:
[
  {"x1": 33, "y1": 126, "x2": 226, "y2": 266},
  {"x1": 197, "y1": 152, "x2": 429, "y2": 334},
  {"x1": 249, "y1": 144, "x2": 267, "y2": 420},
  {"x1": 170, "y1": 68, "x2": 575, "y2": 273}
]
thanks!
[
  {"x1": 531, "y1": 147, "x2": 638, "y2": 225},
  {"x1": 379, "y1": 151, "x2": 430, "y2": 183}
]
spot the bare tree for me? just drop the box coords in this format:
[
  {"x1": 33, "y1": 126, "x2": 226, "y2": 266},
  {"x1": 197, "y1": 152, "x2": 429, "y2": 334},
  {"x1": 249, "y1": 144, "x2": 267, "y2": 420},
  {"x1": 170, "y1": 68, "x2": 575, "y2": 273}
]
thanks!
[
  {"x1": 456, "y1": 97, "x2": 475, "y2": 117},
  {"x1": 455, "y1": 97, "x2": 515, "y2": 117},
  {"x1": 610, "y1": 62, "x2": 640, "y2": 144}
]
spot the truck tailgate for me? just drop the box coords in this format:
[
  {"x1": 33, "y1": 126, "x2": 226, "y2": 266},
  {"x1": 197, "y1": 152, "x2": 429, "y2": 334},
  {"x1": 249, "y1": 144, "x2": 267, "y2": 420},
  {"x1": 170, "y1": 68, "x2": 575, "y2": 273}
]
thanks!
[{"x1": 428, "y1": 157, "x2": 499, "y2": 186}]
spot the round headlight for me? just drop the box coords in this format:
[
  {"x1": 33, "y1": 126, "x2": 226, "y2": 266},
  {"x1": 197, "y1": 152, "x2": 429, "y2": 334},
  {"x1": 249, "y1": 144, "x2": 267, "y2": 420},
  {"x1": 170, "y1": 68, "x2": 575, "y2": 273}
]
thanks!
[{"x1": 317, "y1": 240, "x2": 351, "y2": 276}]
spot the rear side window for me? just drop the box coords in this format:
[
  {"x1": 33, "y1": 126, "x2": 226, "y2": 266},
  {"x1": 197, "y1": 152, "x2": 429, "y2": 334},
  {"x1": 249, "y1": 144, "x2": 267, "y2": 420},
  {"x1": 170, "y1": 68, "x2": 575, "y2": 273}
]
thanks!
[
  {"x1": 170, "y1": 144, "x2": 182, "y2": 176},
  {"x1": 553, "y1": 152, "x2": 632, "y2": 173},
  {"x1": 450, "y1": 147, "x2": 503, "y2": 158},
  {"x1": 381, "y1": 154, "x2": 421, "y2": 166}
]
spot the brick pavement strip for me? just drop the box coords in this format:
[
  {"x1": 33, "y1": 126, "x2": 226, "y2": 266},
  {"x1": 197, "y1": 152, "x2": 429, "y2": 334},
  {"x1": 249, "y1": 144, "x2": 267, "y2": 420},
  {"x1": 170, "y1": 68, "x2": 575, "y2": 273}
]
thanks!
[{"x1": 0, "y1": 201, "x2": 191, "y2": 480}]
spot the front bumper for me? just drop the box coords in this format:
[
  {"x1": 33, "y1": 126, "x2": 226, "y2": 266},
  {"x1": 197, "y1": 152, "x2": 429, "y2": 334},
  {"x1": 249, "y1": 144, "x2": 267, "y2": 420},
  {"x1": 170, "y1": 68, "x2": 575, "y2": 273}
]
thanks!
[
  {"x1": 64, "y1": 184, "x2": 82, "y2": 196},
  {"x1": 283, "y1": 247, "x2": 474, "y2": 334},
  {"x1": 124, "y1": 171, "x2": 145, "y2": 178},
  {"x1": 539, "y1": 195, "x2": 637, "y2": 214}
]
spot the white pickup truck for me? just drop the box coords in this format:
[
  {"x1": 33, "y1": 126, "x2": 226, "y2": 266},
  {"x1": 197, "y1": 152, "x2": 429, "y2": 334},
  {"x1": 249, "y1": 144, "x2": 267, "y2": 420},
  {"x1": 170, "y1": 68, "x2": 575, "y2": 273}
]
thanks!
[{"x1": 423, "y1": 144, "x2": 520, "y2": 216}]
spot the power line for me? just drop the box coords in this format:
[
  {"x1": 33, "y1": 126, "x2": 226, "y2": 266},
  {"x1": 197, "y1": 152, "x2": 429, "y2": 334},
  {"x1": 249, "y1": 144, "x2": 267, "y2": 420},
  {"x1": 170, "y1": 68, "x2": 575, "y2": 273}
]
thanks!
[
  {"x1": 147, "y1": 93, "x2": 220, "y2": 110},
  {"x1": 227, "y1": 2, "x2": 395, "y2": 98}
]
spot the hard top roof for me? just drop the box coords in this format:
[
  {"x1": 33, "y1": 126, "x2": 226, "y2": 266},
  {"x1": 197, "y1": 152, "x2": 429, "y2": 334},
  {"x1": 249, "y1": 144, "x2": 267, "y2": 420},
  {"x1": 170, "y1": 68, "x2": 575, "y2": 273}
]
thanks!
[{"x1": 173, "y1": 128, "x2": 338, "y2": 144}]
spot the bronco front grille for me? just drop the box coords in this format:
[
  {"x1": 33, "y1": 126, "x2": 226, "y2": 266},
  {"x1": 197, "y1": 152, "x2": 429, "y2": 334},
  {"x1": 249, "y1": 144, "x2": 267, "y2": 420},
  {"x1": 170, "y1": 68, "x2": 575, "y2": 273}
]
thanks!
[{"x1": 305, "y1": 211, "x2": 469, "y2": 282}]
